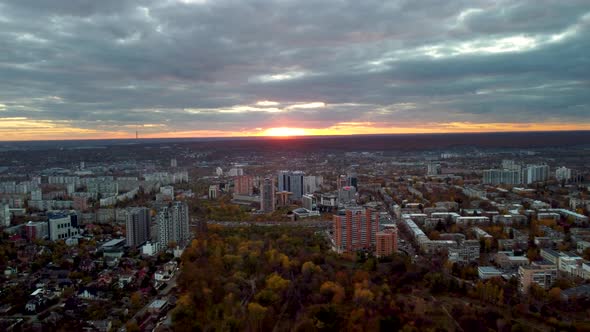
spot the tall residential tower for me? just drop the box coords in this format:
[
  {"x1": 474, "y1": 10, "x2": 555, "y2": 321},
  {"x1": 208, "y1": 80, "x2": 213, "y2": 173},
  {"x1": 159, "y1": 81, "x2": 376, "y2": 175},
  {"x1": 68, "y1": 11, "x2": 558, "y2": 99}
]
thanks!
[
  {"x1": 157, "y1": 201, "x2": 190, "y2": 249},
  {"x1": 126, "y1": 207, "x2": 151, "y2": 248}
]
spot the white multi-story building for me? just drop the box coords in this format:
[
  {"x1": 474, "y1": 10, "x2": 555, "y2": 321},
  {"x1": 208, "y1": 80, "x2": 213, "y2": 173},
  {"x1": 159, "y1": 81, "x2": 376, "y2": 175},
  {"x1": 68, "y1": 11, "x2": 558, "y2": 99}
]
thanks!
[
  {"x1": 0, "y1": 203, "x2": 10, "y2": 227},
  {"x1": 456, "y1": 216, "x2": 490, "y2": 225},
  {"x1": 227, "y1": 168, "x2": 243, "y2": 177},
  {"x1": 483, "y1": 169, "x2": 522, "y2": 185},
  {"x1": 157, "y1": 201, "x2": 190, "y2": 249},
  {"x1": 523, "y1": 164, "x2": 550, "y2": 184},
  {"x1": 215, "y1": 167, "x2": 223, "y2": 177},
  {"x1": 48, "y1": 212, "x2": 79, "y2": 241},
  {"x1": 208, "y1": 185, "x2": 219, "y2": 199},
  {"x1": 302, "y1": 175, "x2": 322, "y2": 194},
  {"x1": 48, "y1": 176, "x2": 81, "y2": 187},
  {"x1": 555, "y1": 167, "x2": 572, "y2": 181},
  {"x1": 518, "y1": 264, "x2": 557, "y2": 293},
  {"x1": 142, "y1": 241, "x2": 160, "y2": 256},
  {"x1": 302, "y1": 194, "x2": 314, "y2": 211}
]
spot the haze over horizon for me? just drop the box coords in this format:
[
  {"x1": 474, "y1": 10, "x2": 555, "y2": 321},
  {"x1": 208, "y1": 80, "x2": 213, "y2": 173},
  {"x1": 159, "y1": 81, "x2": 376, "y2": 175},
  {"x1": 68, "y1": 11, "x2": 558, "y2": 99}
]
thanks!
[{"x1": 1, "y1": 0, "x2": 590, "y2": 140}]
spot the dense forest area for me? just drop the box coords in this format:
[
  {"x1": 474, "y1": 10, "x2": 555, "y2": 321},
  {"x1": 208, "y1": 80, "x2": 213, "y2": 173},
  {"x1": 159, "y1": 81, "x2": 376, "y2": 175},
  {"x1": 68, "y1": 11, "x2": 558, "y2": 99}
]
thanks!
[{"x1": 172, "y1": 226, "x2": 590, "y2": 331}]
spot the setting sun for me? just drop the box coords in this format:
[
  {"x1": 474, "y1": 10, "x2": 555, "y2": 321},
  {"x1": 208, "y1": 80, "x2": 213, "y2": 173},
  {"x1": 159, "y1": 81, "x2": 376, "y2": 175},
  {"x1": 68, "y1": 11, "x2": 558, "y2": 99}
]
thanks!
[{"x1": 261, "y1": 127, "x2": 307, "y2": 137}]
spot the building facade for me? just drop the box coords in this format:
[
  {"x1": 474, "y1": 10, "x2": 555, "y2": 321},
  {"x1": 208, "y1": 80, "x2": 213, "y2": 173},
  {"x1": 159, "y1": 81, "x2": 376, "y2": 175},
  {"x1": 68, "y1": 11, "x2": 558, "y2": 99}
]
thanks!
[
  {"x1": 523, "y1": 164, "x2": 550, "y2": 184},
  {"x1": 333, "y1": 208, "x2": 380, "y2": 253},
  {"x1": 555, "y1": 166, "x2": 572, "y2": 181},
  {"x1": 278, "y1": 171, "x2": 304, "y2": 200},
  {"x1": 518, "y1": 264, "x2": 557, "y2": 293},
  {"x1": 234, "y1": 175, "x2": 254, "y2": 195},
  {"x1": 0, "y1": 203, "x2": 10, "y2": 227},
  {"x1": 126, "y1": 207, "x2": 151, "y2": 248},
  {"x1": 375, "y1": 227, "x2": 398, "y2": 257},
  {"x1": 48, "y1": 211, "x2": 79, "y2": 241},
  {"x1": 483, "y1": 169, "x2": 521, "y2": 185},
  {"x1": 260, "y1": 177, "x2": 276, "y2": 213},
  {"x1": 157, "y1": 201, "x2": 190, "y2": 249},
  {"x1": 25, "y1": 221, "x2": 48, "y2": 241}
]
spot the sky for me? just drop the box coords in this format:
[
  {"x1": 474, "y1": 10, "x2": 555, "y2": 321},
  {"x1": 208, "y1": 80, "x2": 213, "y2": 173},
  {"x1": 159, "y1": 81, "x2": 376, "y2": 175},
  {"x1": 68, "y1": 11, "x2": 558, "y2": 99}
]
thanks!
[{"x1": 1, "y1": 0, "x2": 589, "y2": 140}]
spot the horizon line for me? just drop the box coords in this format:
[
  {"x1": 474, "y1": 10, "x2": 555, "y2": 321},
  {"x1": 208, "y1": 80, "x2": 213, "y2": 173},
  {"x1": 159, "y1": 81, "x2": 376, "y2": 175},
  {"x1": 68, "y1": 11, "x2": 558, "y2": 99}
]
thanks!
[{"x1": 2, "y1": 129, "x2": 590, "y2": 144}]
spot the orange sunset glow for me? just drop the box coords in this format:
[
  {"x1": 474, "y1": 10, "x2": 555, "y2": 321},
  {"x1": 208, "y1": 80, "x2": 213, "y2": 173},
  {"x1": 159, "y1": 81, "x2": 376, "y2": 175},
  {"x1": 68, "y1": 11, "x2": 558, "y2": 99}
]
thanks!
[{"x1": 2, "y1": 117, "x2": 590, "y2": 142}]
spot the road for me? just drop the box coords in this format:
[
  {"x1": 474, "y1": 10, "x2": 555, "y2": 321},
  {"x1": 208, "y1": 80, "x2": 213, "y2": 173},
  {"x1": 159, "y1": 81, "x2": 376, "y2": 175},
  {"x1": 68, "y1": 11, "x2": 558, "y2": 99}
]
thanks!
[{"x1": 123, "y1": 271, "x2": 179, "y2": 331}]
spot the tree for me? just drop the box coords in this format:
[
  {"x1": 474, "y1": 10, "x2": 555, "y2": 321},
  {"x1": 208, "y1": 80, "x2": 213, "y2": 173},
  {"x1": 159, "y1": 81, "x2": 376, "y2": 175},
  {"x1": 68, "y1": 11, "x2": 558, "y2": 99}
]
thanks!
[
  {"x1": 301, "y1": 261, "x2": 321, "y2": 278},
  {"x1": 125, "y1": 321, "x2": 140, "y2": 332},
  {"x1": 320, "y1": 281, "x2": 345, "y2": 304},
  {"x1": 130, "y1": 291, "x2": 143, "y2": 310},
  {"x1": 247, "y1": 302, "x2": 268, "y2": 331},
  {"x1": 265, "y1": 273, "x2": 290, "y2": 292}
]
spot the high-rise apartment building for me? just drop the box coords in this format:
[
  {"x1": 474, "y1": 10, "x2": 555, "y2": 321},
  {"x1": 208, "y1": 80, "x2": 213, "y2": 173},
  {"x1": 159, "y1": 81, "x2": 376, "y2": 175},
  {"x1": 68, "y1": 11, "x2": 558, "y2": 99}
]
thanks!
[
  {"x1": 333, "y1": 207, "x2": 380, "y2": 253},
  {"x1": 0, "y1": 203, "x2": 10, "y2": 227},
  {"x1": 260, "y1": 177, "x2": 276, "y2": 213},
  {"x1": 483, "y1": 169, "x2": 522, "y2": 185},
  {"x1": 278, "y1": 171, "x2": 304, "y2": 200},
  {"x1": 555, "y1": 166, "x2": 572, "y2": 181},
  {"x1": 375, "y1": 227, "x2": 398, "y2": 257},
  {"x1": 157, "y1": 201, "x2": 190, "y2": 249},
  {"x1": 234, "y1": 175, "x2": 254, "y2": 195},
  {"x1": 302, "y1": 175, "x2": 322, "y2": 194},
  {"x1": 523, "y1": 164, "x2": 550, "y2": 184},
  {"x1": 126, "y1": 207, "x2": 151, "y2": 248}
]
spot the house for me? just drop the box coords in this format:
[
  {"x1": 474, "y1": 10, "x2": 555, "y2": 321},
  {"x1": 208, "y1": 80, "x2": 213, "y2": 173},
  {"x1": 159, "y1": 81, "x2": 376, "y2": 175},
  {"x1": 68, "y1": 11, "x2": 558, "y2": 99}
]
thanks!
[{"x1": 118, "y1": 273, "x2": 135, "y2": 288}]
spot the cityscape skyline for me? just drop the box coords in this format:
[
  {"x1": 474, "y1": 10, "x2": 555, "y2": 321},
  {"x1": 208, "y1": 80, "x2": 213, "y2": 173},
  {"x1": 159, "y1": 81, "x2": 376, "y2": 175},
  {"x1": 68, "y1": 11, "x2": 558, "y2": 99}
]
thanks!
[
  {"x1": 1, "y1": 0, "x2": 590, "y2": 140},
  {"x1": 0, "y1": 133, "x2": 589, "y2": 330}
]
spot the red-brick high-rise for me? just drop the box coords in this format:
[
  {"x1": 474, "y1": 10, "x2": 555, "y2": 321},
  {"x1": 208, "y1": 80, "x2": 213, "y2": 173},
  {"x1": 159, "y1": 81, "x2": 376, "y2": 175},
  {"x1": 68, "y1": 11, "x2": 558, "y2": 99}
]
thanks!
[
  {"x1": 375, "y1": 227, "x2": 398, "y2": 257},
  {"x1": 333, "y1": 207, "x2": 380, "y2": 253}
]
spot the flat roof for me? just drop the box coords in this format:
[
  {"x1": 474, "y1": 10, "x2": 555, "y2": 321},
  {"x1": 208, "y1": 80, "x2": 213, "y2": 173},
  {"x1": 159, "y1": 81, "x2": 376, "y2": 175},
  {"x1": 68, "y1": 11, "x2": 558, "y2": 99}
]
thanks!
[{"x1": 101, "y1": 238, "x2": 126, "y2": 248}]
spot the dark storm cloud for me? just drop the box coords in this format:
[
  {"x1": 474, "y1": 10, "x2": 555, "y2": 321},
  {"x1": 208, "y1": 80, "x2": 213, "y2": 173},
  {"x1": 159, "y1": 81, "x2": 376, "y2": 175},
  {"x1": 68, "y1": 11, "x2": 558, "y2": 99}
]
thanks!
[{"x1": 0, "y1": 0, "x2": 589, "y2": 134}]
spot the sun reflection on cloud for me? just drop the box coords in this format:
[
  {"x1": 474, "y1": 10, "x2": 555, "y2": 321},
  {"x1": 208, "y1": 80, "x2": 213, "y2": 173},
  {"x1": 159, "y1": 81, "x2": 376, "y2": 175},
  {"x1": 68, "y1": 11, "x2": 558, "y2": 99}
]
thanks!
[{"x1": 260, "y1": 127, "x2": 307, "y2": 137}]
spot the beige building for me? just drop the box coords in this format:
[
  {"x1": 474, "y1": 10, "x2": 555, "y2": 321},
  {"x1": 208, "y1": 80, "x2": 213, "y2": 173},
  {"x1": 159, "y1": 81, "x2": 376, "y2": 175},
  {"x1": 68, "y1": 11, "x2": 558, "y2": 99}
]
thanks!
[{"x1": 518, "y1": 264, "x2": 557, "y2": 293}]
